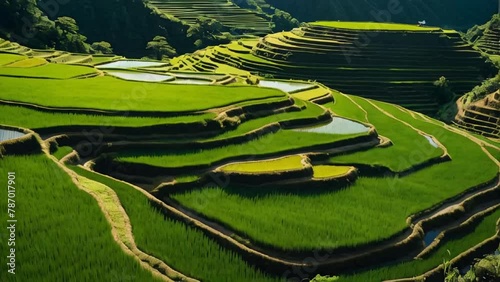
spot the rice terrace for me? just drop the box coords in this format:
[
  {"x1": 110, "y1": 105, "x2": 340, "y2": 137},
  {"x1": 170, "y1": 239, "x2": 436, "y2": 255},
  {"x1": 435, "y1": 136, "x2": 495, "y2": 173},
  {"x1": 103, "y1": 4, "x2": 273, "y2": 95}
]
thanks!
[{"x1": 0, "y1": 1, "x2": 499, "y2": 281}]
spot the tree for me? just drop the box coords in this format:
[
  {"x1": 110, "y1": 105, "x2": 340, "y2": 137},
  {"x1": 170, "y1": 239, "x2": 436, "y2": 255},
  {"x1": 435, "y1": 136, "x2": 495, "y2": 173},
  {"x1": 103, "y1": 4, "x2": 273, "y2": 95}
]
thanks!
[
  {"x1": 433, "y1": 76, "x2": 454, "y2": 104},
  {"x1": 54, "y1": 17, "x2": 89, "y2": 53},
  {"x1": 187, "y1": 16, "x2": 229, "y2": 49},
  {"x1": 271, "y1": 9, "x2": 300, "y2": 32},
  {"x1": 55, "y1": 17, "x2": 79, "y2": 34},
  {"x1": 91, "y1": 41, "x2": 113, "y2": 54},
  {"x1": 187, "y1": 17, "x2": 224, "y2": 40},
  {"x1": 146, "y1": 36, "x2": 177, "y2": 60}
]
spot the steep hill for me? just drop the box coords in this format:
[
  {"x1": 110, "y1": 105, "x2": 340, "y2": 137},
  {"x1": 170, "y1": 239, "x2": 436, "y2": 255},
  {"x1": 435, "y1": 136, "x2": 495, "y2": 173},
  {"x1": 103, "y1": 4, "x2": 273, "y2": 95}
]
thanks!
[
  {"x1": 467, "y1": 14, "x2": 500, "y2": 55},
  {"x1": 454, "y1": 90, "x2": 500, "y2": 138},
  {"x1": 0, "y1": 43, "x2": 498, "y2": 281},
  {"x1": 266, "y1": 0, "x2": 497, "y2": 31},
  {"x1": 147, "y1": 0, "x2": 272, "y2": 35},
  {"x1": 171, "y1": 21, "x2": 496, "y2": 115}
]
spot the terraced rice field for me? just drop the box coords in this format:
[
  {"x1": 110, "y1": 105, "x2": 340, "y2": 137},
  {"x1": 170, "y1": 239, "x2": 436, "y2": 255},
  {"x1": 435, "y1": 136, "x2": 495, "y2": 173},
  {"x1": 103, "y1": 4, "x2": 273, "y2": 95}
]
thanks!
[
  {"x1": 0, "y1": 38, "x2": 498, "y2": 282},
  {"x1": 220, "y1": 155, "x2": 305, "y2": 173},
  {"x1": 148, "y1": 0, "x2": 271, "y2": 35},
  {"x1": 473, "y1": 15, "x2": 500, "y2": 55},
  {"x1": 0, "y1": 38, "x2": 123, "y2": 66},
  {"x1": 171, "y1": 22, "x2": 495, "y2": 115},
  {"x1": 454, "y1": 90, "x2": 500, "y2": 138},
  {"x1": 312, "y1": 165, "x2": 353, "y2": 178}
]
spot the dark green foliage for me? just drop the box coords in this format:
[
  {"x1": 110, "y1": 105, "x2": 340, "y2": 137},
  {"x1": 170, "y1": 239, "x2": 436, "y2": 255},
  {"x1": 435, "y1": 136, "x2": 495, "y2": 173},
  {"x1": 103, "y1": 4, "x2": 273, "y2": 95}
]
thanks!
[
  {"x1": 43, "y1": 0, "x2": 191, "y2": 58},
  {"x1": 54, "y1": 16, "x2": 79, "y2": 34},
  {"x1": 271, "y1": 9, "x2": 300, "y2": 32},
  {"x1": 0, "y1": 0, "x2": 89, "y2": 52},
  {"x1": 433, "y1": 76, "x2": 455, "y2": 104},
  {"x1": 146, "y1": 36, "x2": 177, "y2": 60},
  {"x1": 187, "y1": 17, "x2": 231, "y2": 49},
  {"x1": 54, "y1": 17, "x2": 88, "y2": 53},
  {"x1": 91, "y1": 41, "x2": 113, "y2": 54},
  {"x1": 465, "y1": 73, "x2": 500, "y2": 103}
]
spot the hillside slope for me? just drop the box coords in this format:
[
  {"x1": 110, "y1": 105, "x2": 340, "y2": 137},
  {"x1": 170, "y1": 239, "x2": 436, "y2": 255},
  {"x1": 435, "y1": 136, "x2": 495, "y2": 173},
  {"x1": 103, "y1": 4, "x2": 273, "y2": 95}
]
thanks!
[
  {"x1": 266, "y1": 0, "x2": 497, "y2": 31},
  {"x1": 147, "y1": 0, "x2": 272, "y2": 35},
  {"x1": 0, "y1": 41, "x2": 499, "y2": 281},
  {"x1": 467, "y1": 14, "x2": 500, "y2": 55},
  {"x1": 171, "y1": 22, "x2": 496, "y2": 116}
]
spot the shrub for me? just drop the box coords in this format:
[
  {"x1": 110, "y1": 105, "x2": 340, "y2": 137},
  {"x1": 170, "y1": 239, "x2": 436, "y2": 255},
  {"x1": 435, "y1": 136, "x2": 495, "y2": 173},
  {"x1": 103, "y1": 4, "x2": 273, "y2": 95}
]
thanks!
[{"x1": 433, "y1": 76, "x2": 454, "y2": 104}]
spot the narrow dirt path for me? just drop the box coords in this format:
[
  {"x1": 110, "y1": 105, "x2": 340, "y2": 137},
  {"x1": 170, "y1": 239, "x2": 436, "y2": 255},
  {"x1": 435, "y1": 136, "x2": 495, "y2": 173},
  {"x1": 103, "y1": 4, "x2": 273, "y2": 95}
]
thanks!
[{"x1": 41, "y1": 143, "x2": 198, "y2": 282}]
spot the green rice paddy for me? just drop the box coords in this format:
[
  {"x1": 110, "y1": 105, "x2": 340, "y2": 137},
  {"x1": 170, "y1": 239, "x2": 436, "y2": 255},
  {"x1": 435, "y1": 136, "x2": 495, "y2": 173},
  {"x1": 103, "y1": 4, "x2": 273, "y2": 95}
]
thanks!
[
  {"x1": 0, "y1": 155, "x2": 162, "y2": 282},
  {"x1": 313, "y1": 165, "x2": 352, "y2": 178},
  {"x1": 0, "y1": 18, "x2": 498, "y2": 281},
  {"x1": 220, "y1": 155, "x2": 304, "y2": 173},
  {"x1": 311, "y1": 21, "x2": 442, "y2": 31},
  {"x1": 0, "y1": 76, "x2": 286, "y2": 112}
]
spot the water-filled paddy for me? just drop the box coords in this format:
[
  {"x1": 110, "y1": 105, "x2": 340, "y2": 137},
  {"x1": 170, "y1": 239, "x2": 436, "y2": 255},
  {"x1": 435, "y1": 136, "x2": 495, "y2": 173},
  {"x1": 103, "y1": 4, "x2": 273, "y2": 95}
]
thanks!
[
  {"x1": 169, "y1": 72, "x2": 225, "y2": 80},
  {"x1": 259, "y1": 80, "x2": 314, "y2": 93},
  {"x1": 423, "y1": 230, "x2": 440, "y2": 246},
  {"x1": 423, "y1": 135, "x2": 439, "y2": 148},
  {"x1": 0, "y1": 129, "x2": 25, "y2": 142},
  {"x1": 106, "y1": 71, "x2": 173, "y2": 82},
  {"x1": 167, "y1": 79, "x2": 212, "y2": 85},
  {"x1": 96, "y1": 60, "x2": 167, "y2": 69},
  {"x1": 294, "y1": 117, "x2": 370, "y2": 135}
]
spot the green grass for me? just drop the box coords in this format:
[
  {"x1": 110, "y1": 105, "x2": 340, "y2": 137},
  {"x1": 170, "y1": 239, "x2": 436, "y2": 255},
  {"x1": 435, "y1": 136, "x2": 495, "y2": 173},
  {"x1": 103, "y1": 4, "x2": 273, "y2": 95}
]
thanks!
[
  {"x1": 53, "y1": 146, "x2": 74, "y2": 160},
  {"x1": 0, "y1": 104, "x2": 215, "y2": 129},
  {"x1": 0, "y1": 63, "x2": 96, "y2": 78},
  {"x1": 171, "y1": 100, "x2": 497, "y2": 250},
  {"x1": 313, "y1": 165, "x2": 352, "y2": 178},
  {"x1": 311, "y1": 21, "x2": 443, "y2": 31},
  {"x1": 0, "y1": 54, "x2": 26, "y2": 65},
  {"x1": 117, "y1": 130, "x2": 365, "y2": 169},
  {"x1": 69, "y1": 166, "x2": 280, "y2": 282},
  {"x1": 0, "y1": 76, "x2": 286, "y2": 112},
  {"x1": 328, "y1": 97, "x2": 443, "y2": 172},
  {"x1": 0, "y1": 154, "x2": 162, "y2": 282},
  {"x1": 338, "y1": 209, "x2": 500, "y2": 281},
  {"x1": 221, "y1": 155, "x2": 304, "y2": 173}
]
